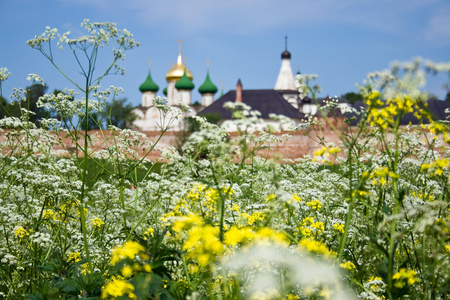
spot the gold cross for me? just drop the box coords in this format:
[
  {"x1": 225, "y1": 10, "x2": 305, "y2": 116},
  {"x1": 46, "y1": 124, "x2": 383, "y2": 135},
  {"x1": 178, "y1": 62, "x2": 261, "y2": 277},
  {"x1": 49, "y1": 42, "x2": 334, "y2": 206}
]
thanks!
[
  {"x1": 147, "y1": 59, "x2": 152, "y2": 70},
  {"x1": 177, "y1": 37, "x2": 184, "y2": 53},
  {"x1": 206, "y1": 59, "x2": 210, "y2": 70}
]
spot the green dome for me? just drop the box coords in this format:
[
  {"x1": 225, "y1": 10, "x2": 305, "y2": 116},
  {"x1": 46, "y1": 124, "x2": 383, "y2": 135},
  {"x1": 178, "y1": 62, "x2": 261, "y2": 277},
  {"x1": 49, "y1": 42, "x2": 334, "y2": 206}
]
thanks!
[
  {"x1": 163, "y1": 87, "x2": 167, "y2": 96},
  {"x1": 139, "y1": 71, "x2": 159, "y2": 92},
  {"x1": 198, "y1": 71, "x2": 218, "y2": 94},
  {"x1": 175, "y1": 70, "x2": 195, "y2": 90}
]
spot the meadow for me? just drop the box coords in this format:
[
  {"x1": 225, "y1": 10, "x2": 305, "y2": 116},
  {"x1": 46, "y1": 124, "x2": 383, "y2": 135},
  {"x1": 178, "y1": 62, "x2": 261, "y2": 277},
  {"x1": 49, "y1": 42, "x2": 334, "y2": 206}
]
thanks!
[{"x1": 0, "y1": 21, "x2": 449, "y2": 299}]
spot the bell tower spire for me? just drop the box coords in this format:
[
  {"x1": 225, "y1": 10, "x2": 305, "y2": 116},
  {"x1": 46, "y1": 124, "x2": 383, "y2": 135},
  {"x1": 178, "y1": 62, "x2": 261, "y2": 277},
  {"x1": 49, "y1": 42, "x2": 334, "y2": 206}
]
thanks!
[{"x1": 275, "y1": 36, "x2": 296, "y2": 91}]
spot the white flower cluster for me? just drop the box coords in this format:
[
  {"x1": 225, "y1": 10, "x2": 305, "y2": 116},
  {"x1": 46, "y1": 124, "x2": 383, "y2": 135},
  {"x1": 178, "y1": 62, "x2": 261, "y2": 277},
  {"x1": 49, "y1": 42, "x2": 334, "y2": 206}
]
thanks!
[
  {"x1": 0, "y1": 67, "x2": 11, "y2": 82},
  {"x1": 360, "y1": 57, "x2": 432, "y2": 101}
]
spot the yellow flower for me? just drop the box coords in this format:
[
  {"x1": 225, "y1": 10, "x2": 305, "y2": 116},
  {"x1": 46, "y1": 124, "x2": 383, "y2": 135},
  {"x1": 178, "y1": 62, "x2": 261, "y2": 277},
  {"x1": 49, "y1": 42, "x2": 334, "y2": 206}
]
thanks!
[
  {"x1": 101, "y1": 278, "x2": 135, "y2": 299},
  {"x1": 81, "y1": 262, "x2": 92, "y2": 276},
  {"x1": 43, "y1": 209, "x2": 56, "y2": 221},
  {"x1": 254, "y1": 227, "x2": 288, "y2": 246},
  {"x1": 392, "y1": 268, "x2": 420, "y2": 288},
  {"x1": 143, "y1": 264, "x2": 152, "y2": 272},
  {"x1": 340, "y1": 261, "x2": 356, "y2": 271},
  {"x1": 14, "y1": 227, "x2": 29, "y2": 239},
  {"x1": 298, "y1": 238, "x2": 336, "y2": 258},
  {"x1": 121, "y1": 265, "x2": 133, "y2": 278},
  {"x1": 266, "y1": 193, "x2": 275, "y2": 202},
  {"x1": 224, "y1": 226, "x2": 253, "y2": 246},
  {"x1": 241, "y1": 211, "x2": 265, "y2": 225},
  {"x1": 292, "y1": 193, "x2": 302, "y2": 203},
  {"x1": 110, "y1": 241, "x2": 145, "y2": 266},
  {"x1": 306, "y1": 199, "x2": 322, "y2": 211},
  {"x1": 172, "y1": 214, "x2": 203, "y2": 233},
  {"x1": 143, "y1": 227, "x2": 154, "y2": 239},
  {"x1": 333, "y1": 223, "x2": 345, "y2": 234},
  {"x1": 67, "y1": 252, "x2": 82, "y2": 263},
  {"x1": 91, "y1": 217, "x2": 105, "y2": 229}
]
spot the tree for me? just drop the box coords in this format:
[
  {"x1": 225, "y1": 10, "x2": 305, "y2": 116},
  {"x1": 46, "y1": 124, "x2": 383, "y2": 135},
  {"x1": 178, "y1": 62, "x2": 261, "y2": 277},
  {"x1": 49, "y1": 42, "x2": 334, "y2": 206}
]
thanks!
[
  {"x1": 0, "y1": 83, "x2": 48, "y2": 125},
  {"x1": 101, "y1": 98, "x2": 137, "y2": 129},
  {"x1": 79, "y1": 112, "x2": 102, "y2": 131},
  {"x1": 446, "y1": 91, "x2": 450, "y2": 102},
  {"x1": 0, "y1": 96, "x2": 7, "y2": 119},
  {"x1": 340, "y1": 91, "x2": 363, "y2": 104}
]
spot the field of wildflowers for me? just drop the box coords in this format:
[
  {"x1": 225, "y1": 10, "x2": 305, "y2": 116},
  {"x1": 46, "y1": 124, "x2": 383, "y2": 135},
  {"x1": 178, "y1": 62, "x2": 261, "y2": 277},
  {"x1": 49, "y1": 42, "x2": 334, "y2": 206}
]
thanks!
[{"x1": 0, "y1": 21, "x2": 449, "y2": 299}]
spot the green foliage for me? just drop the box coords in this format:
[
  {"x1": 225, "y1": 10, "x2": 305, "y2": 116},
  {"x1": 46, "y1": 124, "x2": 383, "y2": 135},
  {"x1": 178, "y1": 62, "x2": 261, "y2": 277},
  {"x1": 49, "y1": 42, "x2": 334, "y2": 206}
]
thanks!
[
  {"x1": 0, "y1": 83, "x2": 48, "y2": 126},
  {"x1": 187, "y1": 112, "x2": 221, "y2": 132},
  {"x1": 102, "y1": 98, "x2": 137, "y2": 129},
  {"x1": 341, "y1": 91, "x2": 364, "y2": 104}
]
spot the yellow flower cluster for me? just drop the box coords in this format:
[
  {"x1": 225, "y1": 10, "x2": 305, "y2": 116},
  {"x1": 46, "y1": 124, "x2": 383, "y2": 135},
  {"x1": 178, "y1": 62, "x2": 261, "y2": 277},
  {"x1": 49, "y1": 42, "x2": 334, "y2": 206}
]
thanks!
[
  {"x1": 42, "y1": 209, "x2": 56, "y2": 221},
  {"x1": 240, "y1": 211, "x2": 265, "y2": 225},
  {"x1": 224, "y1": 226, "x2": 253, "y2": 246},
  {"x1": 183, "y1": 224, "x2": 223, "y2": 267},
  {"x1": 392, "y1": 268, "x2": 420, "y2": 288},
  {"x1": 265, "y1": 193, "x2": 276, "y2": 202},
  {"x1": 173, "y1": 215, "x2": 223, "y2": 267},
  {"x1": 291, "y1": 193, "x2": 301, "y2": 203},
  {"x1": 119, "y1": 263, "x2": 151, "y2": 279},
  {"x1": 445, "y1": 245, "x2": 450, "y2": 254},
  {"x1": 67, "y1": 252, "x2": 82, "y2": 263},
  {"x1": 299, "y1": 217, "x2": 325, "y2": 237},
  {"x1": 339, "y1": 261, "x2": 356, "y2": 271},
  {"x1": 306, "y1": 199, "x2": 322, "y2": 211},
  {"x1": 143, "y1": 227, "x2": 154, "y2": 240},
  {"x1": 421, "y1": 158, "x2": 450, "y2": 177},
  {"x1": 172, "y1": 213, "x2": 290, "y2": 271},
  {"x1": 57, "y1": 199, "x2": 86, "y2": 223},
  {"x1": 81, "y1": 262, "x2": 92, "y2": 276},
  {"x1": 313, "y1": 146, "x2": 340, "y2": 164},
  {"x1": 162, "y1": 183, "x2": 234, "y2": 224},
  {"x1": 333, "y1": 223, "x2": 345, "y2": 234},
  {"x1": 14, "y1": 226, "x2": 29, "y2": 241},
  {"x1": 370, "y1": 166, "x2": 399, "y2": 186},
  {"x1": 91, "y1": 217, "x2": 105, "y2": 229},
  {"x1": 425, "y1": 121, "x2": 449, "y2": 136},
  {"x1": 298, "y1": 238, "x2": 335, "y2": 258},
  {"x1": 172, "y1": 214, "x2": 203, "y2": 233},
  {"x1": 366, "y1": 92, "x2": 430, "y2": 129},
  {"x1": 411, "y1": 191, "x2": 435, "y2": 202},
  {"x1": 101, "y1": 277, "x2": 136, "y2": 299},
  {"x1": 110, "y1": 241, "x2": 145, "y2": 266}
]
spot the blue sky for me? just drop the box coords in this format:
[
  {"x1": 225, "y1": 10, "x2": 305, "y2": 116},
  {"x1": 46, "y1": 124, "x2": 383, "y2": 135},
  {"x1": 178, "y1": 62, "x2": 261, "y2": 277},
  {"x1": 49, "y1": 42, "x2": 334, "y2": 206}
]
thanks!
[{"x1": 1, "y1": 0, "x2": 449, "y2": 107}]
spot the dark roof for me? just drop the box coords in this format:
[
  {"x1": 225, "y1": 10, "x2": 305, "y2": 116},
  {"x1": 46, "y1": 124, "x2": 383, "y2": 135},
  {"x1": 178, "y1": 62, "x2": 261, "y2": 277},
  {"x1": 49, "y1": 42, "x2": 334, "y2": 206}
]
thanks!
[
  {"x1": 427, "y1": 99, "x2": 450, "y2": 120},
  {"x1": 199, "y1": 89, "x2": 305, "y2": 119}
]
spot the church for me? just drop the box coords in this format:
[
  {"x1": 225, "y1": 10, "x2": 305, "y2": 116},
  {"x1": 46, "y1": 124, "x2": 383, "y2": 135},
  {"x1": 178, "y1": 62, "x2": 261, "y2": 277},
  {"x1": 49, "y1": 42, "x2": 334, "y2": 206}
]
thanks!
[{"x1": 132, "y1": 38, "x2": 344, "y2": 131}]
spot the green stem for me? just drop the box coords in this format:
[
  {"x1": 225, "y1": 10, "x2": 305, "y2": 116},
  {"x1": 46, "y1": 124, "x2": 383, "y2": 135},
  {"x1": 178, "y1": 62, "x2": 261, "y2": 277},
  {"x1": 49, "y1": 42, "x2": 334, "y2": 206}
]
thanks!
[
  {"x1": 78, "y1": 78, "x2": 91, "y2": 261},
  {"x1": 338, "y1": 202, "x2": 354, "y2": 263},
  {"x1": 338, "y1": 144, "x2": 354, "y2": 263}
]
